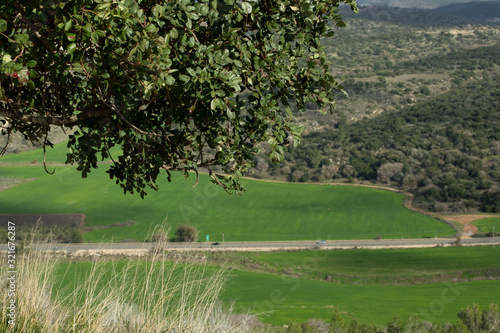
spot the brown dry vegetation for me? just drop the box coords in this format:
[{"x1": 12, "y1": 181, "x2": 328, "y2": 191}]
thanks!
[{"x1": 0, "y1": 214, "x2": 85, "y2": 228}]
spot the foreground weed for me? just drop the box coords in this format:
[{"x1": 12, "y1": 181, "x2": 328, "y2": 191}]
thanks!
[{"x1": 0, "y1": 231, "x2": 258, "y2": 332}]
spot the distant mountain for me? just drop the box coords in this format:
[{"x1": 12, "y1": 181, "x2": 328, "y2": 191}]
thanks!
[
  {"x1": 340, "y1": 1, "x2": 500, "y2": 27},
  {"x1": 435, "y1": 1, "x2": 500, "y2": 23},
  {"x1": 340, "y1": 6, "x2": 476, "y2": 27},
  {"x1": 355, "y1": 0, "x2": 499, "y2": 9}
]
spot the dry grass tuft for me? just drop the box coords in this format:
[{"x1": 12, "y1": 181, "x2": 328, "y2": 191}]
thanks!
[{"x1": 0, "y1": 225, "x2": 260, "y2": 332}]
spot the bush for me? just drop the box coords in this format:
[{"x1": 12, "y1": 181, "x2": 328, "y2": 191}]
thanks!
[
  {"x1": 471, "y1": 232, "x2": 500, "y2": 238},
  {"x1": 69, "y1": 228, "x2": 84, "y2": 243},
  {"x1": 173, "y1": 224, "x2": 199, "y2": 242},
  {"x1": 11, "y1": 224, "x2": 85, "y2": 243},
  {"x1": 0, "y1": 228, "x2": 7, "y2": 244}
]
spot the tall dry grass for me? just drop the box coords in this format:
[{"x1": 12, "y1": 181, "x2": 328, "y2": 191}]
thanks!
[{"x1": 0, "y1": 227, "x2": 259, "y2": 332}]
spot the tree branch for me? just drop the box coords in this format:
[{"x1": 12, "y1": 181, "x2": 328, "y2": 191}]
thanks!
[{"x1": 43, "y1": 132, "x2": 55, "y2": 175}]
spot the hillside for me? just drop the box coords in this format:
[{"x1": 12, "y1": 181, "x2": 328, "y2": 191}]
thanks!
[
  {"x1": 340, "y1": 5, "x2": 479, "y2": 27},
  {"x1": 247, "y1": 15, "x2": 500, "y2": 214},
  {"x1": 435, "y1": 1, "x2": 500, "y2": 24},
  {"x1": 265, "y1": 76, "x2": 500, "y2": 214},
  {"x1": 354, "y1": 0, "x2": 499, "y2": 9}
]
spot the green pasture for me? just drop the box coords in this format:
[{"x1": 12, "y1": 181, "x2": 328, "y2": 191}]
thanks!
[
  {"x1": 225, "y1": 271, "x2": 500, "y2": 325},
  {"x1": 473, "y1": 217, "x2": 500, "y2": 233},
  {"x1": 226, "y1": 246, "x2": 500, "y2": 284},
  {"x1": 0, "y1": 141, "x2": 455, "y2": 242},
  {"x1": 0, "y1": 140, "x2": 121, "y2": 164},
  {"x1": 0, "y1": 162, "x2": 455, "y2": 242},
  {"x1": 51, "y1": 259, "x2": 500, "y2": 326},
  {"x1": 0, "y1": 140, "x2": 73, "y2": 164}
]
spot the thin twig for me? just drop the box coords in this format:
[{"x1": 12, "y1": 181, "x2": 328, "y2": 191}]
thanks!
[
  {"x1": 489, "y1": 319, "x2": 500, "y2": 333},
  {"x1": 192, "y1": 168, "x2": 199, "y2": 188},
  {"x1": 43, "y1": 132, "x2": 55, "y2": 175},
  {"x1": 208, "y1": 169, "x2": 232, "y2": 195},
  {"x1": 0, "y1": 131, "x2": 11, "y2": 155},
  {"x1": 96, "y1": 87, "x2": 168, "y2": 139}
]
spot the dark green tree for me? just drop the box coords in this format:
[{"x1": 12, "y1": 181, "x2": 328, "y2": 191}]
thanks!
[
  {"x1": 173, "y1": 224, "x2": 198, "y2": 242},
  {"x1": 0, "y1": 0, "x2": 358, "y2": 197}
]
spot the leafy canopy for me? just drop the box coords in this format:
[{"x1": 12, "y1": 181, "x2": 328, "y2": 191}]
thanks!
[{"x1": 0, "y1": 0, "x2": 358, "y2": 197}]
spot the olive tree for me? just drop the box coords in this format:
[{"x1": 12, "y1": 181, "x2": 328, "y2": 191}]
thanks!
[{"x1": 0, "y1": 0, "x2": 358, "y2": 197}]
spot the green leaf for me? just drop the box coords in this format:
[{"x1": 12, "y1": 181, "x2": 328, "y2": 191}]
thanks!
[
  {"x1": 145, "y1": 24, "x2": 156, "y2": 33},
  {"x1": 269, "y1": 150, "x2": 284, "y2": 163},
  {"x1": 0, "y1": 19, "x2": 7, "y2": 33},
  {"x1": 67, "y1": 43, "x2": 77, "y2": 54},
  {"x1": 25, "y1": 60, "x2": 37, "y2": 68},
  {"x1": 169, "y1": 28, "x2": 178, "y2": 39},
  {"x1": 165, "y1": 75, "x2": 175, "y2": 85},
  {"x1": 179, "y1": 74, "x2": 190, "y2": 83},
  {"x1": 64, "y1": 20, "x2": 73, "y2": 31},
  {"x1": 15, "y1": 34, "x2": 30, "y2": 45},
  {"x1": 66, "y1": 33, "x2": 77, "y2": 42},
  {"x1": 211, "y1": 98, "x2": 224, "y2": 111},
  {"x1": 241, "y1": 2, "x2": 252, "y2": 14},
  {"x1": 71, "y1": 62, "x2": 84, "y2": 73},
  {"x1": 10, "y1": 63, "x2": 22, "y2": 72},
  {"x1": 29, "y1": 69, "x2": 39, "y2": 78},
  {"x1": 200, "y1": 4, "x2": 209, "y2": 16},
  {"x1": 95, "y1": 2, "x2": 112, "y2": 11},
  {"x1": 91, "y1": 32, "x2": 98, "y2": 44}
]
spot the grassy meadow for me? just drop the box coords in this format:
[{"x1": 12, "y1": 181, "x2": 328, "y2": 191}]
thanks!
[
  {"x1": 474, "y1": 217, "x2": 500, "y2": 233},
  {"x1": 213, "y1": 246, "x2": 500, "y2": 284},
  {"x1": 224, "y1": 271, "x2": 500, "y2": 325},
  {"x1": 0, "y1": 143, "x2": 456, "y2": 242},
  {"x1": 48, "y1": 246, "x2": 500, "y2": 326}
]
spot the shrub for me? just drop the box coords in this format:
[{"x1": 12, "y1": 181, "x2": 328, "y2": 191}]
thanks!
[
  {"x1": 69, "y1": 228, "x2": 84, "y2": 243},
  {"x1": 173, "y1": 224, "x2": 199, "y2": 242},
  {"x1": 0, "y1": 228, "x2": 7, "y2": 244}
]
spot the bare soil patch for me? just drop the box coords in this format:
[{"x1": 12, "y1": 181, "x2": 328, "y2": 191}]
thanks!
[
  {"x1": 84, "y1": 220, "x2": 136, "y2": 232},
  {"x1": 0, "y1": 214, "x2": 85, "y2": 228},
  {"x1": 0, "y1": 178, "x2": 36, "y2": 191},
  {"x1": 436, "y1": 214, "x2": 500, "y2": 235}
]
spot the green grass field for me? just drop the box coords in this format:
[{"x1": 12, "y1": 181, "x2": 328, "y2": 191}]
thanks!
[
  {"x1": 0, "y1": 140, "x2": 121, "y2": 164},
  {"x1": 224, "y1": 271, "x2": 500, "y2": 325},
  {"x1": 0, "y1": 163, "x2": 455, "y2": 242},
  {"x1": 0, "y1": 143, "x2": 457, "y2": 242},
  {"x1": 51, "y1": 257, "x2": 500, "y2": 326},
  {"x1": 0, "y1": 140, "x2": 73, "y2": 164},
  {"x1": 473, "y1": 217, "x2": 500, "y2": 233},
  {"x1": 217, "y1": 246, "x2": 500, "y2": 284}
]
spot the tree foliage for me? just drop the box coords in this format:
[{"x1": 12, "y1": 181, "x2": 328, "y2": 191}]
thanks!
[{"x1": 0, "y1": 0, "x2": 358, "y2": 197}]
